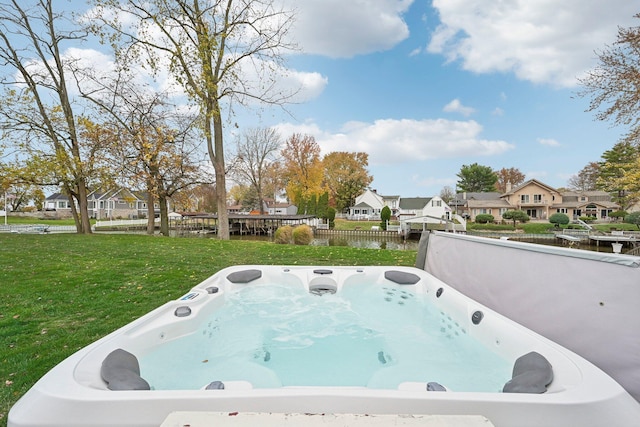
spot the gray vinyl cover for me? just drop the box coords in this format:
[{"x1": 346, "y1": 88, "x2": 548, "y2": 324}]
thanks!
[{"x1": 418, "y1": 231, "x2": 640, "y2": 402}]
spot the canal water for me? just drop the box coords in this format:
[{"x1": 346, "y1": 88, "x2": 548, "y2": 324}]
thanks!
[
  {"x1": 229, "y1": 233, "x2": 626, "y2": 253},
  {"x1": 230, "y1": 233, "x2": 420, "y2": 251}
]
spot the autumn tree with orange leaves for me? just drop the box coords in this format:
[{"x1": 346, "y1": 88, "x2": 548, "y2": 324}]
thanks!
[
  {"x1": 322, "y1": 151, "x2": 372, "y2": 212},
  {"x1": 494, "y1": 167, "x2": 525, "y2": 193},
  {"x1": 280, "y1": 134, "x2": 325, "y2": 208}
]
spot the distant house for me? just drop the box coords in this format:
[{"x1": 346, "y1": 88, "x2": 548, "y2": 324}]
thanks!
[
  {"x1": 44, "y1": 193, "x2": 73, "y2": 212},
  {"x1": 88, "y1": 188, "x2": 164, "y2": 219},
  {"x1": 264, "y1": 200, "x2": 298, "y2": 215},
  {"x1": 556, "y1": 190, "x2": 620, "y2": 220},
  {"x1": 133, "y1": 192, "x2": 161, "y2": 218},
  {"x1": 45, "y1": 188, "x2": 160, "y2": 219},
  {"x1": 450, "y1": 191, "x2": 504, "y2": 220},
  {"x1": 227, "y1": 204, "x2": 247, "y2": 214},
  {"x1": 397, "y1": 196, "x2": 452, "y2": 221},
  {"x1": 347, "y1": 189, "x2": 400, "y2": 220},
  {"x1": 226, "y1": 200, "x2": 298, "y2": 215},
  {"x1": 88, "y1": 188, "x2": 142, "y2": 219},
  {"x1": 453, "y1": 179, "x2": 619, "y2": 222}
]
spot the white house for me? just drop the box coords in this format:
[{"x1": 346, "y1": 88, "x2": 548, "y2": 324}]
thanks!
[
  {"x1": 264, "y1": 200, "x2": 298, "y2": 215},
  {"x1": 347, "y1": 189, "x2": 400, "y2": 220},
  {"x1": 397, "y1": 196, "x2": 452, "y2": 221}
]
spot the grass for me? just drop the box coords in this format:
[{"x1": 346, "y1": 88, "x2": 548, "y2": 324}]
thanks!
[
  {"x1": 0, "y1": 233, "x2": 416, "y2": 425},
  {"x1": 333, "y1": 218, "x2": 384, "y2": 230},
  {"x1": 468, "y1": 221, "x2": 640, "y2": 233}
]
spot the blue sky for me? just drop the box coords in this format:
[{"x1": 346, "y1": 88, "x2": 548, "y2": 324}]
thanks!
[
  {"x1": 5, "y1": 1, "x2": 638, "y2": 199},
  {"x1": 260, "y1": 0, "x2": 638, "y2": 197}
]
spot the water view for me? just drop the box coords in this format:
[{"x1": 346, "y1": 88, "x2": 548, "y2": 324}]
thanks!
[{"x1": 229, "y1": 232, "x2": 626, "y2": 253}]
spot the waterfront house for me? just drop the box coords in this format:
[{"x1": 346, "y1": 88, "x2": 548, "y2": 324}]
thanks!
[
  {"x1": 347, "y1": 189, "x2": 400, "y2": 220},
  {"x1": 454, "y1": 179, "x2": 620, "y2": 222},
  {"x1": 397, "y1": 196, "x2": 452, "y2": 221}
]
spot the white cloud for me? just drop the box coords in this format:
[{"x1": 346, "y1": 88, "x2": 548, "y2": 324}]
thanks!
[
  {"x1": 538, "y1": 138, "x2": 560, "y2": 147},
  {"x1": 427, "y1": 0, "x2": 638, "y2": 87},
  {"x1": 80, "y1": 3, "x2": 328, "y2": 104},
  {"x1": 443, "y1": 99, "x2": 475, "y2": 116},
  {"x1": 281, "y1": 0, "x2": 413, "y2": 58},
  {"x1": 274, "y1": 118, "x2": 514, "y2": 165},
  {"x1": 276, "y1": 68, "x2": 328, "y2": 103}
]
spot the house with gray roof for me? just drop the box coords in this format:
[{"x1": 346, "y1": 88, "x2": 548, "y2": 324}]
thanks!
[
  {"x1": 454, "y1": 179, "x2": 619, "y2": 222},
  {"x1": 87, "y1": 188, "x2": 158, "y2": 219},
  {"x1": 347, "y1": 189, "x2": 400, "y2": 220},
  {"x1": 44, "y1": 193, "x2": 74, "y2": 216},
  {"x1": 397, "y1": 196, "x2": 452, "y2": 221}
]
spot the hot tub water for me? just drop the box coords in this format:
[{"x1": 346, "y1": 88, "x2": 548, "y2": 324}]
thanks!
[{"x1": 140, "y1": 282, "x2": 511, "y2": 391}]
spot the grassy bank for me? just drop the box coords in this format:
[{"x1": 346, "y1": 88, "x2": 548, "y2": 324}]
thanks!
[
  {"x1": 0, "y1": 233, "x2": 416, "y2": 424},
  {"x1": 468, "y1": 221, "x2": 639, "y2": 233}
]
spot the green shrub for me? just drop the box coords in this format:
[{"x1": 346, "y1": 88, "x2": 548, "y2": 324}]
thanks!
[
  {"x1": 292, "y1": 224, "x2": 314, "y2": 245},
  {"x1": 624, "y1": 211, "x2": 640, "y2": 229},
  {"x1": 274, "y1": 225, "x2": 293, "y2": 244},
  {"x1": 502, "y1": 209, "x2": 529, "y2": 226},
  {"x1": 380, "y1": 206, "x2": 391, "y2": 230},
  {"x1": 326, "y1": 207, "x2": 336, "y2": 229},
  {"x1": 475, "y1": 214, "x2": 494, "y2": 224},
  {"x1": 549, "y1": 213, "x2": 570, "y2": 226},
  {"x1": 609, "y1": 210, "x2": 628, "y2": 219}
]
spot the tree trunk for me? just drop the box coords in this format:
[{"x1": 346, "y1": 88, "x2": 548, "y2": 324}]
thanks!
[
  {"x1": 68, "y1": 194, "x2": 82, "y2": 234},
  {"x1": 258, "y1": 188, "x2": 265, "y2": 214},
  {"x1": 65, "y1": 186, "x2": 92, "y2": 234},
  {"x1": 212, "y1": 113, "x2": 229, "y2": 240},
  {"x1": 77, "y1": 180, "x2": 92, "y2": 234},
  {"x1": 146, "y1": 191, "x2": 155, "y2": 234},
  {"x1": 215, "y1": 166, "x2": 229, "y2": 239},
  {"x1": 158, "y1": 193, "x2": 169, "y2": 236}
]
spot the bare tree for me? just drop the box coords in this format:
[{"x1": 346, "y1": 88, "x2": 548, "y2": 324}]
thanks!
[
  {"x1": 568, "y1": 162, "x2": 600, "y2": 191},
  {"x1": 0, "y1": 0, "x2": 93, "y2": 233},
  {"x1": 79, "y1": 71, "x2": 211, "y2": 235},
  {"x1": 232, "y1": 127, "x2": 281, "y2": 214},
  {"x1": 88, "y1": 0, "x2": 298, "y2": 239},
  {"x1": 439, "y1": 186, "x2": 455, "y2": 204},
  {"x1": 577, "y1": 13, "x2": 640, "y2": 145}
]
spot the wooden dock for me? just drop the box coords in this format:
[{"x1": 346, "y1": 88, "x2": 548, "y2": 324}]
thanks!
[
  {"x1": 173, "y1": 213, "x2": 318, "y2": 236},
  {"x1": 315, "y1": 228, "x2": 401, "y2": 238},
  {"x1": 589, "y1": 234, "x2": 639, "y2": 247}
]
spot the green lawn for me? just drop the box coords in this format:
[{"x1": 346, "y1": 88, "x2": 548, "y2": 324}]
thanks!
[
  {"x1": 0, "y1": 233, "x2": 416, "y2": 425},
  {"x1": 468, "y1": 221, "x2": 639, "y2": 233}
]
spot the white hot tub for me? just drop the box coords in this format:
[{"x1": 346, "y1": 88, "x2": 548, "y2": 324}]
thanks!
[{"x1": 9, "y1": 266, "x2": 640, "y2": 427}]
